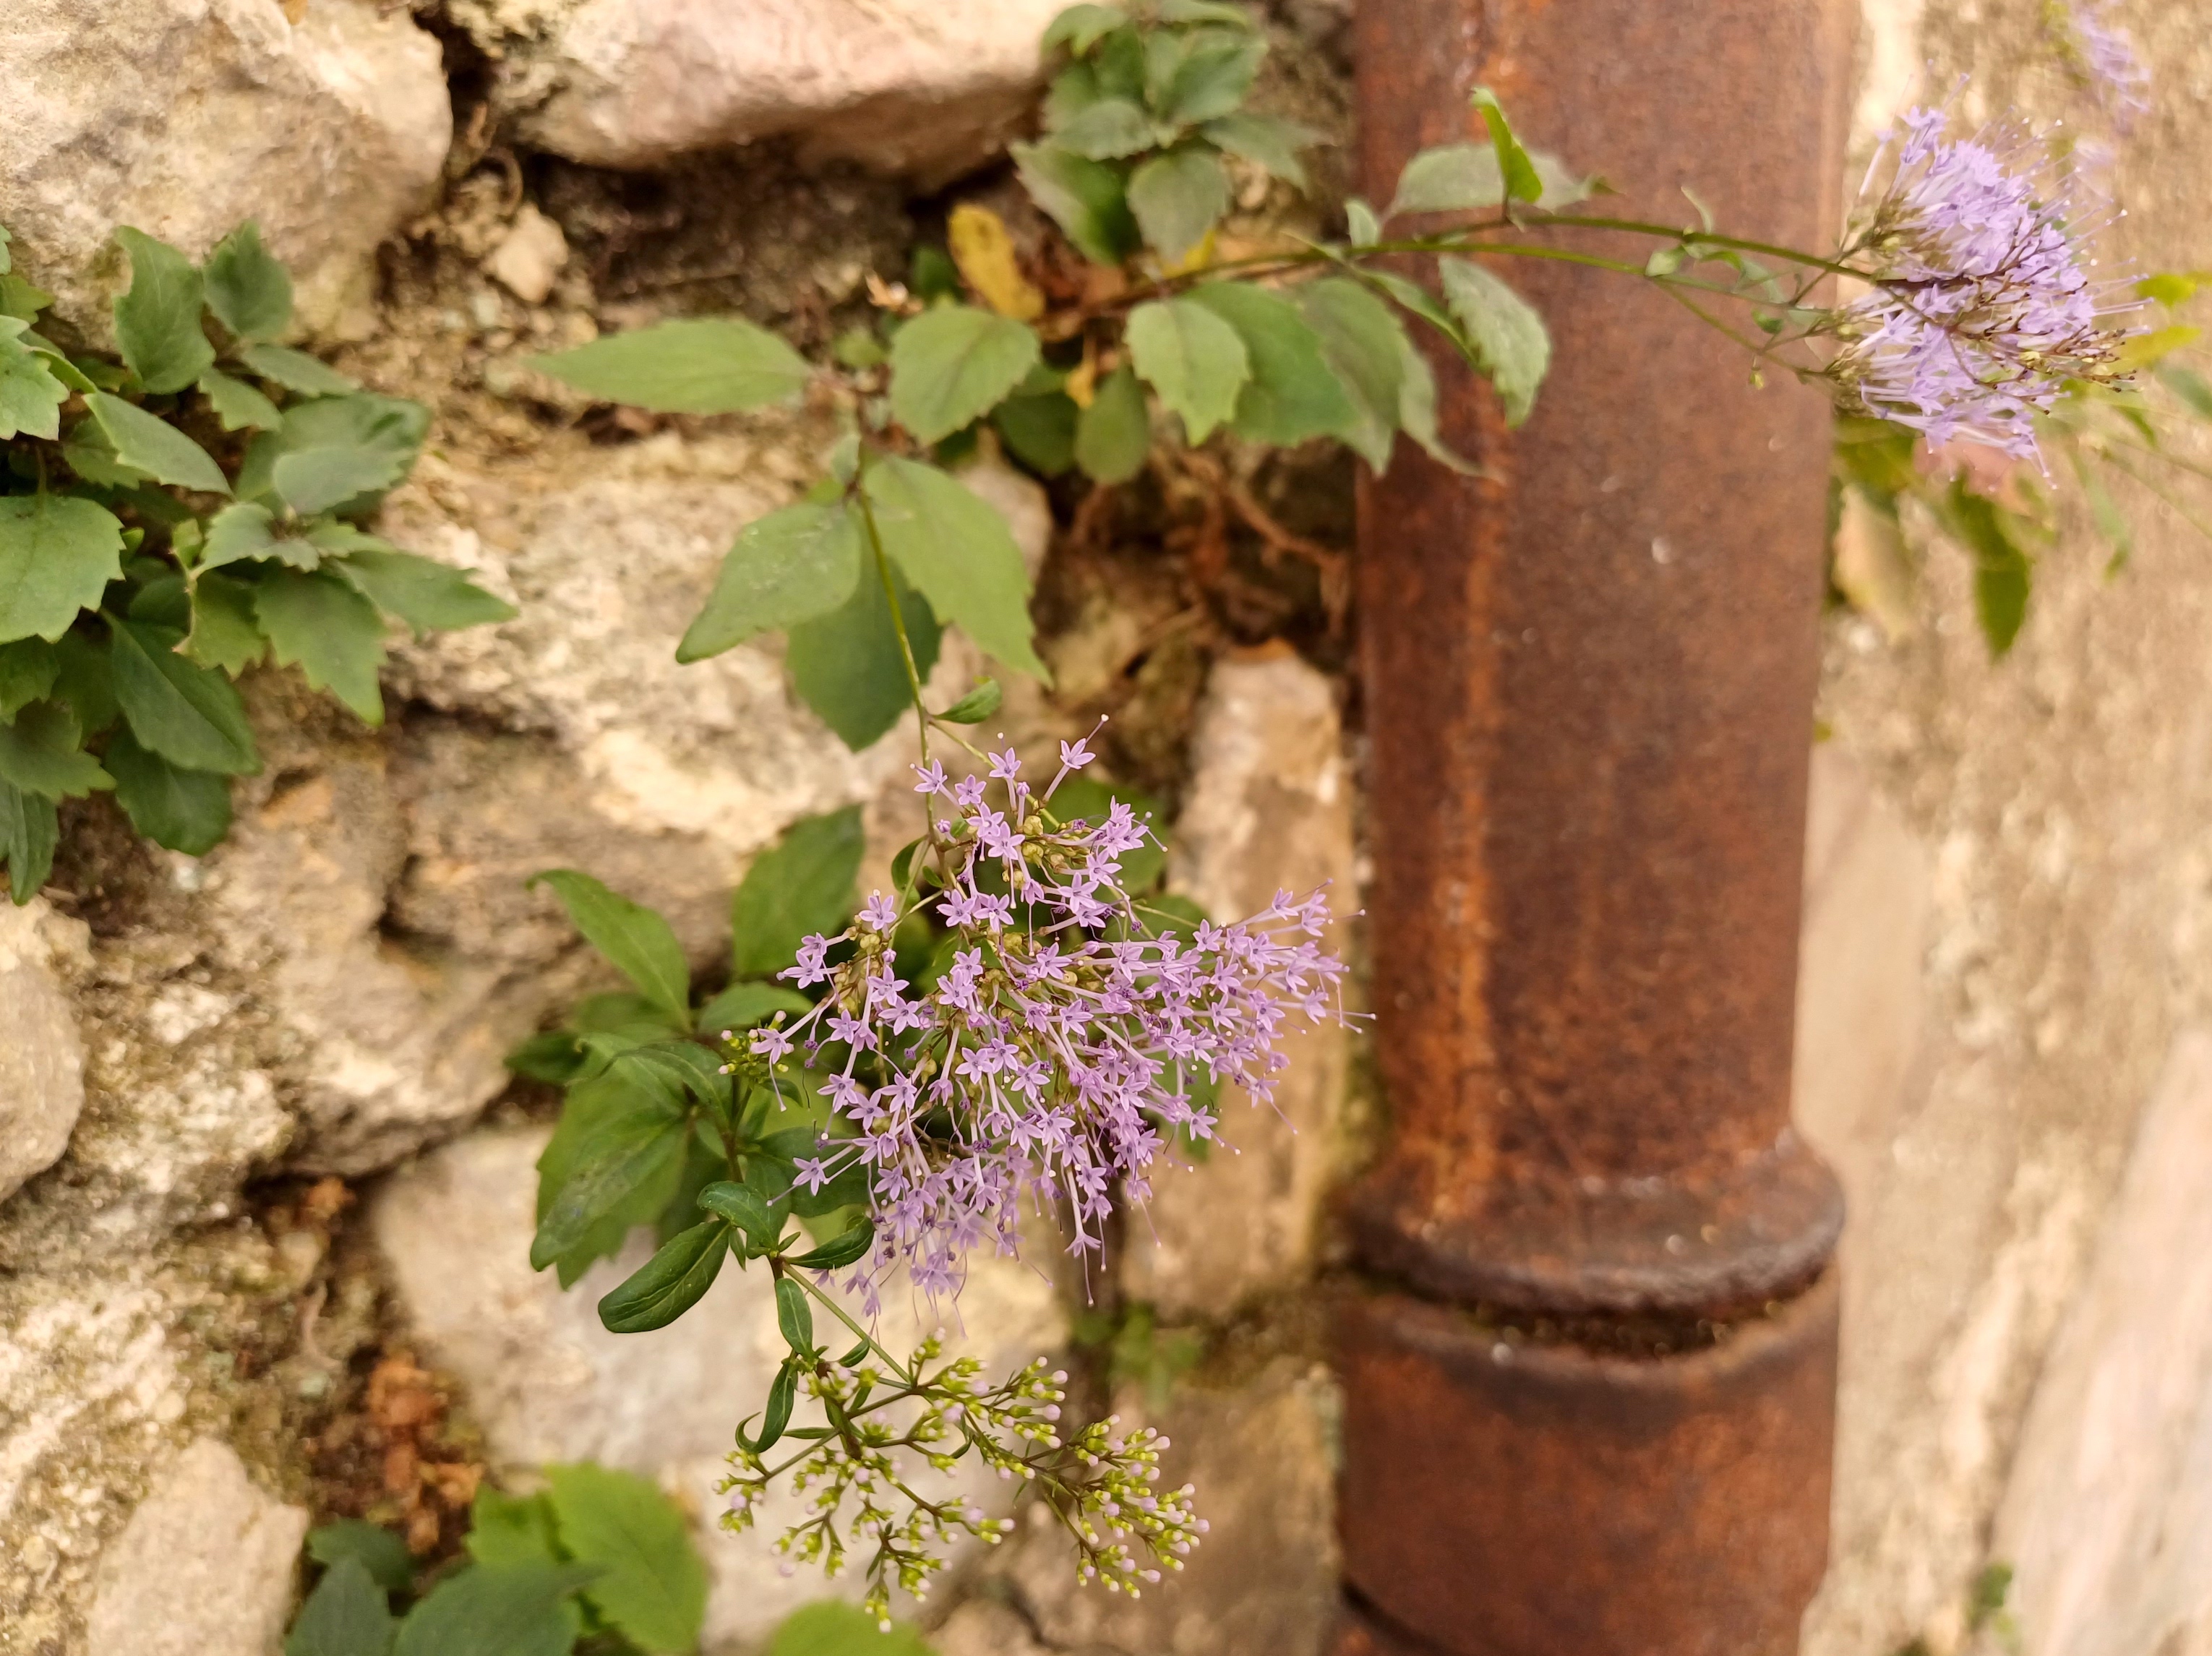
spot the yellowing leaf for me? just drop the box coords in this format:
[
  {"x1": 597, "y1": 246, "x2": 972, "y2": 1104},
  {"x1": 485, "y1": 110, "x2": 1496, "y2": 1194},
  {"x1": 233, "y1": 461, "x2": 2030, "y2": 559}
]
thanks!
[
  {"x1": 948, "y1": 205, "x2": 1045, "y2": 322},
  {"x1": 2114, "y1": 325, "x2": 2203, "y2": 372}
]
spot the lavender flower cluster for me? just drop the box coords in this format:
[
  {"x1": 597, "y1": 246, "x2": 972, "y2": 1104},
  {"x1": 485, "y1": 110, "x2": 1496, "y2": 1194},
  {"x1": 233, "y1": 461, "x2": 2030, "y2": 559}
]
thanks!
[
  {"x1": 1828, "y1": 106, "x2": 2138, "y2": 460},
  {"x1": 750, "y1": 736, "x2": 1344, "y2": 1305}
]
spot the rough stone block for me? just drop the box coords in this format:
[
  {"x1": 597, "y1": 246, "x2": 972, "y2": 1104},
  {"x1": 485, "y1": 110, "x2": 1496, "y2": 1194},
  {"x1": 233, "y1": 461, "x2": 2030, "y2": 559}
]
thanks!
[
  {"x1": 0, "y1": 0, "x2": 450, "y2": 333},
  {"x1": 82, "y1": 1437, "x2": 309, "y2": 1656},
  {"x1": 372, "y1": 1125, "x2": 1067, "y2": 1649},
  {"x1": 0, "y1": 900, "x2": 88, "y2": 1206},
  {"x1": 1125, "y1": 650, "x2": 1355, "y2": 1318}
]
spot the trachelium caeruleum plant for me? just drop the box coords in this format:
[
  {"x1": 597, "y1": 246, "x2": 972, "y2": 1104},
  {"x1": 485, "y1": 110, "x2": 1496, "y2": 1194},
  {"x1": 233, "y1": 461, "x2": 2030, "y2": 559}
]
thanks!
[{"x1": 505, "y1": 0, "x2": 2180, "y2": 1628}]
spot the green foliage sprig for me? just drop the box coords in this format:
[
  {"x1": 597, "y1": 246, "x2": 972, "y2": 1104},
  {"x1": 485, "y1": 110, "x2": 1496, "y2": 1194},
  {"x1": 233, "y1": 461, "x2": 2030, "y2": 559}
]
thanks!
[{"x1": 0, "y1": 221, "x2": 512, "y2": 899}]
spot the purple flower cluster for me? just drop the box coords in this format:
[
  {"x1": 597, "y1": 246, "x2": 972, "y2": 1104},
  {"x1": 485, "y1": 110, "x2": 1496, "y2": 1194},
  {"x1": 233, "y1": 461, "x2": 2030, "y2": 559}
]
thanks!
[
  {"x1": 1830, "y1": 108, "x2": 2138, "y2": 460},
  {"x1": 2057, "y1": 1, "x2": 2151, "y2": 129},
  {"x1": 750, "y1": 739, "x2": 1343, "y2": 1308}
]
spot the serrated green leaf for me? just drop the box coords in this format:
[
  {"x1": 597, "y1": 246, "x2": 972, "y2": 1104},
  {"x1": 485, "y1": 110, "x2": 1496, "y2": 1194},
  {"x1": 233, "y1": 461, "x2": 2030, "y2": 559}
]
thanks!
[
  {"x1": 204, "y1": 223, "x2": 293, "y2": 343},
  {"x1": 1073, "y1": 364, "x2": 1152, "y2": 484},
  {"x1": 0, "y1": 495, "x2": 125, "y2": 644},
  {"x1": 695, "y1": 980, "x2": 812, "y2": 1036},
  {"x1": 307, "y1": 1520, "x2": 416, "y2": 1595},
  {"x1": 48, "y1": 632, "x2": 116, "y2": 736},
  {"x1": 87, "y1": 393, "x2": 230, "y2": 495},
  {"x1": 787, "y1": 551, "x2": 941, "y2": 750},
  {"x1": 0, "y1": 778, "x2": 57, "y2": 902},
  {"x1": 106, "y1": 728, "x2": 232, "y2": 854},
  {"x1": 889, "y1": 306, "x2": 1042, "y2": 445},
  {"x1": 390, "y1": 1562, "x2": 597, "y2": 1656},
  {"x1": 1053, "y1": 96, "x2": 1157, "y2": 159},
  {"x1": 22, "y1": 333, "x2": 94, "y2": 393},
  {"x1": 200, "y1": 367, "x2": 284, "y2": 432},
  {"x1": 198, "y1": 502, "x2": 283, "y2": 570},
  {"x1": 1186, "y1": 283, "x2": 1355, "y2": 445},
  {"x1": 0, "y1": 323, "x2": 67, "y2": 441},
  {"x1": 1392, "y1": 327, "x2": 1480, "y2": 475},
  {"x1": 731, "y1": 805, "x2": 864, "y2": 980},
  {"x1": 239, "y1": 343, "x2": 357, "y2": 396},
  {"x1": 863, "y1": 457, "x2": 1046, "y2": 678},
  {"x1": 531, "y1": 870, "x2": 693, "y2": 1020},
  {"x1": 286, "y1": 1557, "x2": 395, "y2": 1656},
  {"x1": 112, "y1": 227, "x2": 214, "y2": 394},
  {"x1": 596, "y1": 1220, "x2": 729, "y2": 1334},
  {"x1": 1127, "y1": 147, "x2": 1230, "y2": 265},
  {"x1": 1044, "y1": 2, "x2": 1130, "y2": 53},
  {"x1": 0, "y1": 701, "x2": 110, "y2": 798},
  {"x1": 544, "y1": 1464, "x2": 708, "y2": 1654},
  {"x1": 1126, "y1": 296, "x2": 1248, "y2": 443},
  {"x1": 1012, "y1": 143, "x2": 1141, "y2": 267},
  {"x1": 1299, "y1": 277, "x2": 1407, "y2": 470},
  {"x1": 254, "y1": 568, "x2": 388, "y2": 723},
  {"x1": 0, "y1": 226, "x2": 12, "y2": 275},
  {"x1": 466, "y1": 1489, "x2": 565, "y2": 1570},
  {"x1": 994, "y1": 392, "x2": 1079, "y2": 476},
  {"x1": 1470, "y1": 87, "x2": 1543, "y2": 205},
  {"x1": 1155, "y1": 39, "x2": 1264, "y2": 126},
  {"x1": 1438, "y1": 257, "x2": 1550, "y2": 426},
  {"x1": 527, "y1": 319, "x2": 810, "y2": 413},
  {"x1": 1201, "y1": 112, "x2": 1319, "y2": 189},
  {"x1": 1386, "y1": 141, "x2": 1590, "y2": 218},
  {"x1": 273, "y1": 447, "x2": 408, "y2": 517},
  {"x1": 0, "y1": 640, "x2": 57, "y2": 719},
  {"x1": 681, "y1": 497, "x2": 862, "y2": 663},
  {"x1": 108, "y1": 616, "x2": 260, "y2": 774},
  {"x1": 237, "y1": 394, "x2": 428, "y2": 516},
  {"x1": 328, "y1": 544, "x2": 514, "y2": 635},
  {"x1": 61, "y1": 416, "x2": 150, "y2": 489}
]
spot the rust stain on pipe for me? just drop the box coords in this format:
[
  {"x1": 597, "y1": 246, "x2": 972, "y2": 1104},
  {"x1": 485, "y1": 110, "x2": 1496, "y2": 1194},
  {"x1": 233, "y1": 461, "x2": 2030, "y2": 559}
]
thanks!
[{"x1": 1339, "y1": 0, "x2": 1852, "y2": 1648}]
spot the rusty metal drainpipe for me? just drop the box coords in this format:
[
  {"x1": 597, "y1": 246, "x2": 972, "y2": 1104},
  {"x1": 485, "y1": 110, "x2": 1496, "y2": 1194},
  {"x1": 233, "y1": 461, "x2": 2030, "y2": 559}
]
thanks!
[{"x1": 1335, "y1": 3, "x2": 1853, "y2": 1653}]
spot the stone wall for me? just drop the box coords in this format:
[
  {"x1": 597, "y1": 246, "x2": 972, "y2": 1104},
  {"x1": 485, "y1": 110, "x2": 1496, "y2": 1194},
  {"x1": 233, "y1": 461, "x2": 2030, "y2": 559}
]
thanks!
[{"x1": 4, "y1": 1, "x2": 2209, "y2": 1654}]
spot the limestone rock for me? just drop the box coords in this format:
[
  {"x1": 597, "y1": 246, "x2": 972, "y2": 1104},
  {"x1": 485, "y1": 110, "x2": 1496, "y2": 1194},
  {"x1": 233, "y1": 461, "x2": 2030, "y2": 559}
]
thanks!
[
  {"x1": 1992, "y1": 1029, "x2": 2212, "y2": 1656},
  {"x1": 1127, "y1": 649, "x2": 1354, "y2": 1318},
  {"x1": 933, "y1": 1600, "x2": 1052, "y2": 1656},
  {"x1": 0, "y1": 900, "x2": 88, "y2": 1206},
  {"x1": 473, "y1": 0, "x2": 1070, "y2": 181},
  {"x1": 82, "y1": 1437, "x2": 309, "y2": 1656},
  {"x1": 0, "y1": 0, "x2": 451, "y2": 335},
  {"x1": 486, "y1": 204, "x2": 571, "y2": 305},
  {"x1": 372, "y1": 1125, "x2": 1068, "y2": 1648}
]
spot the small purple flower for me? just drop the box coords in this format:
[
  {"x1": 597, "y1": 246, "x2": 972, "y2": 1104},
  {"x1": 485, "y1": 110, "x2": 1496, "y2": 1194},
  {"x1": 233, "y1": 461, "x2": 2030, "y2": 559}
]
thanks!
[
  {"x1": 781, "y1": 933, "x2": 839, "y2": 987},
  {"x1": 912, "y1": 759, "x2": 948, "y2": 795},
  {"x1": 2056, "y1": 0, "x2": 2151, "y2": 128},
  {"x1": 750, "y1": 1024, "x2": 796, "y2": 1061},
  {"x1": 987, "y1": 746, "x2": 1022, "y2": 781},
  {"x1": 858, "y1": 891, "x2": 901, "y2": 932}
]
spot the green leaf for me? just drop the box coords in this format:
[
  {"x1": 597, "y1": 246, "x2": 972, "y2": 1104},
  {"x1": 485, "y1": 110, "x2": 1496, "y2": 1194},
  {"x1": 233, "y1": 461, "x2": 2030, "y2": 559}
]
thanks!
[
  {"x1": 203, "y1": 223, "x2": 293, "y2": 343},
  {"x1": 274, "y1": 447, "x2": 410, "y2": 518},
  {"x1": 506, "y1": 1031, "x2": 587, "y2": 1086},
  {"x1": 1388, "y1": 142, "x2": 1507, "y2": 218},
  {"x1": 61, "y1": 416, "x2": 150, "y2": 489},
  {"x1": 0, "y1": 701, "x2": 111, "y2": 798},
  {"x1": 698, "y1": 1180, "x2": 781, "y2": 1250},
  {"x1": 1126, "y1": 296, "x2": 1249, "y2": 443},
  {"x1": 755, "y1": 1360, "x2": 798, "y2": 1453},
  {"x1": 112, "y1": 227, "x2": 214, "y2": 394},
  {"x1": 0, "y1": 778, "x2": 57, "y2": 901},
  {"x1": 238, "y1": 343, "x2": 357, "y2": 397},
  {"x1": 1186, "y1": 283, "x2": 1355, "y2": 445},
  {"x1": 994, "y1": 392, "x2": 1079, "y2": 476},
  {"x1": 22, "y1": 333, "x2": 93, "y2": 393},
  {"x1": 200, "y1": 367, "x2": 284, "y2": 432},
  {"x1": 1073, "y1": 364, "x2": 1152, "y2": 484},
  {"x1": 526, "y1": 319, "x2": 810, "y2": 413},
  {"x1": 1127, "y1": 147, "x2": 1231, "y2": 265},
  {"x1": 198, "y1": 501, "x2": 283, "y2": 570},
  {"x1": 1053, "y1": 97, "x2": 1157, "y2": 159},
  {"x1": 1470, "y1": 87, "x2": 1543, "y2": 205},
  {"x1": 183, "y1": 569, "x2": 267, "y2": 673},
  {"x1": 237, "y1": 394, "x2": 428, "y2": 516},
  {"x1": 776, "y1": 1276, "x2": 815, "y2": 1351},
  {"x1": 390, "y1": 1562, "x2": 596, "y2": 1656},
  {"x1": 676, "y1": 501, "x2": 862, "y2": 663},
  {"x1": 1202, "y1": 112, "x2": 1319, "y2": 189},
  {"x1": 731, "y1": 806, "x2": 864, "y2": 980},
  {"x1": 695, "y1": 980, "x2": 812, "y2": 1037},
  {"x1": 1392, "y1": 328, "x2": 1480, "y2": 475},
  {"x1": 766, "y1": 1604, "x2": 936, "y2": 1656},
  {"x1": 889, "y1": 305, "x2": 1042, "y2": 445},
  {"x1": 331, "y1": 545, "x2": 515, "y2": 635},
  {"x1": 864, "y1": 456, "x2": 1047, "y2": 678},
  {"x1": 597, "y1": 1219, "x2": 730, "y2": 1334},
  {"x1": 1011, "y1": 143, "x2": 1141, "y2": 267},
  {"x1": 106, "y1": 728, "x2": 232, "y2": 854},
  {"x1": 254, "y1": 568, "x2": 388, "y2": 724},
  {"x1": 1298, "y1": 278, "x2": 1408, "y2": 469},
  {"x1": 1943, "y1": 482, "x2": 2033, "y2": 657},
  {"x1": 0, "y1": 640, "x2": 57, "y2": 719},
  {"x1": 1155, "y1": 40, "x2": 1264, "y2": 126},
  {"x1": 787, "y1": 552, "x2": 941, "y2": 750},
  {"x1": 49, "y1": 632, "x2": 116, "y2": 735},
  {"x1": 87, "y1": 393, "x2": 230, "y2": 494},
  {"x1": 544, "y1": 1464, "x2": 708, "y2": 1654},
  {"x1": 936, "y1": 677, "x2": 1003, "y2": 724},
  {"x1": 307, "y1": 1520, "x2": 416, "y2": 1594},
  {"x1": 1159, "y1": 0, "x2": 1257, "y2": 22},
  {"x1": 1043, "y1": 3, "x2": 1130, "y2": 53},
  {"x1": 286, "y1": 1557, "x2": 395, "y2": 1656},
  {"x1": 531, "y1": 1098, "x2": 690, "y2": 1271},
  {"x1": 467, "y1": 1489, "x2": 565, "y2": 1569},
  {"x1": 789, "y1": 1214, "x2": 875, "y2": 1271},
  {"x1": 108, "y1": 617, "x2": 261, "y2": 773},
  {"x1": 0, "y1": 495, "x2": 125, "y2": 643},
  {"x1": 0, "y1": 322, "x2": 67, "y2": 441},
  {"x1": 2157, "y1": 363, "x2": 2212, "y2": 419},
  {"x1": 530, "y1": 870, "x2": 693, "y2": 1021},
  {"x1": 1438, "y1": 257, "x2": 1550, "y2": 426}
]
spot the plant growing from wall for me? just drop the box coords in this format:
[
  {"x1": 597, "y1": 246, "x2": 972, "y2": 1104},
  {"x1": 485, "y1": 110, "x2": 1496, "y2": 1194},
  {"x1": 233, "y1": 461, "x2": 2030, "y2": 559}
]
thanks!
[
  {"x1": 506, "y1": 0, "x2": 2159, "y2": 1626},
  {"x1": 0, "y1": 221, "x2": 511, "y2": 902}
]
